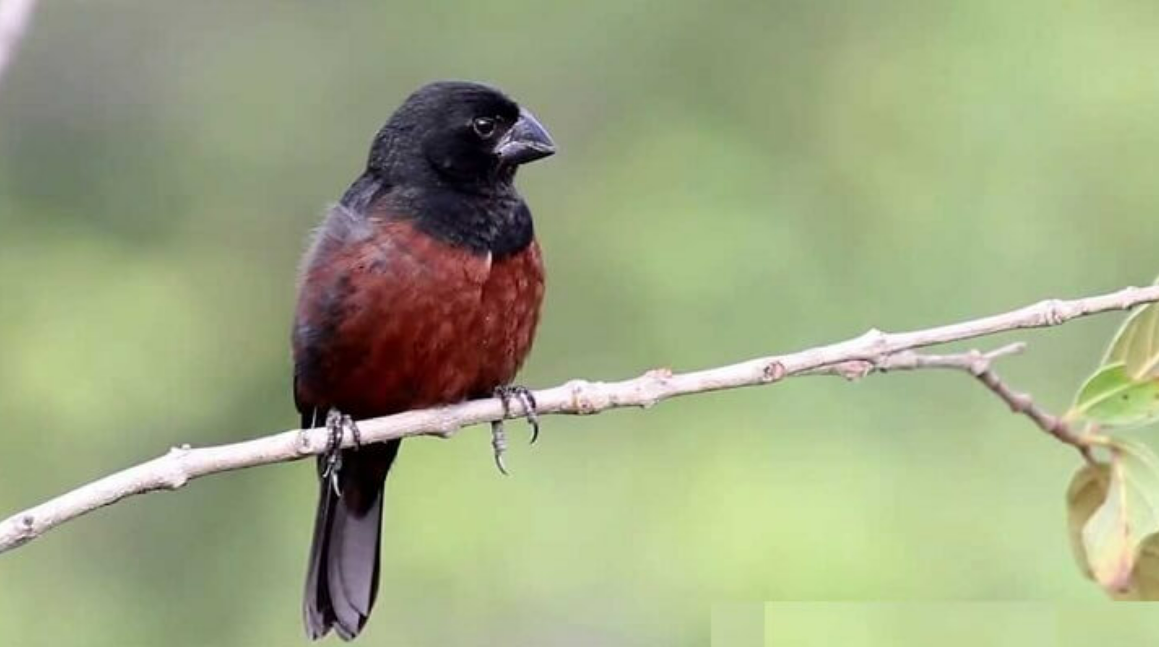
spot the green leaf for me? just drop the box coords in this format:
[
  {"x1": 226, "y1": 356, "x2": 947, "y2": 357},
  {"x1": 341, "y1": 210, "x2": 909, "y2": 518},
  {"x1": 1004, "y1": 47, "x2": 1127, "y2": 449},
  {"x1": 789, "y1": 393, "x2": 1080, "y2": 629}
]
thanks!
[
  {"x1": 1080, "y1": 439, "x2": 1159, "y2": 594},
  {"x1": 1103, "y1": 302, "x2": 1159, "y2": 381},
  {"x1": 1070, "y1": 363, "x2": 1159, "y2": 427}
]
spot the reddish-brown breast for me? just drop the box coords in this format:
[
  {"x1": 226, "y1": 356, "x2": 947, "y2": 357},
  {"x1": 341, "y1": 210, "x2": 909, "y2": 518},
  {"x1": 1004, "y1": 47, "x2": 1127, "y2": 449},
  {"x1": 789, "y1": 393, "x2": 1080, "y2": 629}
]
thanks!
[{"x1": 293, "y1": 217, "x2": 545, "y2": 419}]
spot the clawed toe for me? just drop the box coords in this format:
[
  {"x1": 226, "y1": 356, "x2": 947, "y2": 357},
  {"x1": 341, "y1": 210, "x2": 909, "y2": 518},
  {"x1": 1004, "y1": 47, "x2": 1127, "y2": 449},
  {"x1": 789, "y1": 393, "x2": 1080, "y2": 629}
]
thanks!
[
  {"x1": 490, "y1": 420, "x2": 509, "y2": 476},
  {"x1": 489, "y1": 385, "x2": 540, "y2": 475}
]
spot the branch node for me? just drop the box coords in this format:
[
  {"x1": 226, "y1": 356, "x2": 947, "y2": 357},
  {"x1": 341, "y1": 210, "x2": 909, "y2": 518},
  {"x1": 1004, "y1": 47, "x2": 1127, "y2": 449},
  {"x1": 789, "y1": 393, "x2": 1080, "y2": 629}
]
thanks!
[
  {"x1": 295, "y1": 429, "x2": 314, "y2": 455},
  {"x1": 164, "y1": 470, "x2": 189, "y2": 489},
  {"x1": 639, "y1": 368, "x2": 673, "y2": 408},
  {"x1": 963, "y1": 350, "x2": 989, "y2": 375},
  {"x1": 762, "y1": 361, "x2": 787, "y2": 383},
  {"x1": 1007, "y1": 391, "x2": 1033, "y2": 413},
  {"x1": 159, "y1": 454, "x2": 191, "y2": 489},
  {"x1": 836, "y1": 360, "x2": 873, "y2": 381},
  {"x1": 568, "y1": 380, "x2": 600, "y2": 414},
  {"x1": 645, "y1": 367, "x2": 673, "y2": 380},
  {"x1": 858, "y1": 327, "x2": 888, "y2": 350},
  {"x1": 21, "y1": 514, "x2": 33, "y2": 529},
  {"x1": 1039, "y1": 299, "x2": 1069, "y2": 326},
  {"x1": 430, "y1": 421, "x2": 459, "y2": 439},
  {"x1": 1119, "y1": 285, "x2": 1145, "y2": 308},
  {"x1": 167, "y1": 444, "x2": 192, "y2": 457}
]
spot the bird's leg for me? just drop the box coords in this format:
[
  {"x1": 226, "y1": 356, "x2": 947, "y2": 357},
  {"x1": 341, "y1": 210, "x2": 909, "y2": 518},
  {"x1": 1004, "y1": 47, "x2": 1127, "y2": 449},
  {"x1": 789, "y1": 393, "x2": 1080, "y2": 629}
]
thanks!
[
  {"x1": 320, "y1": 408, "x2": 360, "y2": 496},
  {"x1": 490, "y1": 385, "x2": 541, "y2": 475},
  {"x1": 320, "y1": 409, "x2": 343, "y2": 496}
]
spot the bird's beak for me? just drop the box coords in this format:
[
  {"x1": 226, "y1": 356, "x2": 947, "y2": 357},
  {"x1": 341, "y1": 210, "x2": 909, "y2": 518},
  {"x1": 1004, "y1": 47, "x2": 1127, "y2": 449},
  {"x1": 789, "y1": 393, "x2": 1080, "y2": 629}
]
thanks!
[{"x1": 496, "y1": 108, "x2": 556, "y2": 165}]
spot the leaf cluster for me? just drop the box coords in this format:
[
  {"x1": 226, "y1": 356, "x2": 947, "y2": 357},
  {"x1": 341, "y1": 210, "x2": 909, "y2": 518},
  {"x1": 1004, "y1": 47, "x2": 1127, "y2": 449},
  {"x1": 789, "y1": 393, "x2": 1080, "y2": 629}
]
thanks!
[{"x1": 1067, "y1": 278, "x2": 1159, "y2": 597}]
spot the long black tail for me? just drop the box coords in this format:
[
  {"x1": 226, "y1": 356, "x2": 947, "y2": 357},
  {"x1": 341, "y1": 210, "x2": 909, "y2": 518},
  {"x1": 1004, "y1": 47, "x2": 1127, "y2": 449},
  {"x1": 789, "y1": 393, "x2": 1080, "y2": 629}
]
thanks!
[{"x1": 303, "y1": 439, "x2": 401, "y2": 641}]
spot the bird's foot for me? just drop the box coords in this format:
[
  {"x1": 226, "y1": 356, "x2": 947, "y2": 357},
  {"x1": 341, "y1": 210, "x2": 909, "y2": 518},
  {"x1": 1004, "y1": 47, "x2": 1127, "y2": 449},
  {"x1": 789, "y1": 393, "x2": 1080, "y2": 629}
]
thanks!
[
  {"x1": 497, "y1": 385, "x2": 540, "y2": 443},
  {"x1": 490, "y1": 385, "x2": 540, "y2": 475},
  {"x1": 320, "y1": 408, "x2": 361, "y2": 496}
]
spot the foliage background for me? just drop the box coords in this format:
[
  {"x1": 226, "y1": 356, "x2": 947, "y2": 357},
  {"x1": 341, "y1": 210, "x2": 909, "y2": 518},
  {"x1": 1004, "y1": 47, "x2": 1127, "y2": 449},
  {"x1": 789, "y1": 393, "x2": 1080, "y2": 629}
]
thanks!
[{"x1": 1, "y1": 1, "x2": 1157, "y2": 644}]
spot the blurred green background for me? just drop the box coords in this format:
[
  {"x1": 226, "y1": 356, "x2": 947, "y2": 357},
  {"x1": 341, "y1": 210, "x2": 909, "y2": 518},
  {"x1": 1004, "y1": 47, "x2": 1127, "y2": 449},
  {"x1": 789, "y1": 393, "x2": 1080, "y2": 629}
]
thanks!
[{"x1": 1, "y1": 0, "x2": 1157, "y2": 645}]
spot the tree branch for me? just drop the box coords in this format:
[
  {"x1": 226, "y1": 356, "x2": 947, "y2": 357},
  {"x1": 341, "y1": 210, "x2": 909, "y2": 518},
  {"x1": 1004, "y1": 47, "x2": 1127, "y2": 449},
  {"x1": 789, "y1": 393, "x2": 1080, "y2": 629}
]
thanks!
[
  {"x1": 1, "y1": 283, "x2": 1156, "y2": 554},
  {"x1": 804, "y1": 342, "x2": 1092, "y2": 458},
  {"x1": 965, "y1": 353, "x2": 1094, "y2": 461},
  {"x1": 0, "y1": 0, "x2": 37, "y2": 90}
]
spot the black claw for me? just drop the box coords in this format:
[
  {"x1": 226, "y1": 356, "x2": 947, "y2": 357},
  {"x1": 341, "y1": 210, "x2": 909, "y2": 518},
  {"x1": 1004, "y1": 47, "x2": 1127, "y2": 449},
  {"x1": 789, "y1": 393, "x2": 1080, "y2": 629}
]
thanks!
[
  {"x1": 321, "y1": 447, "x2": 342, "y2": 497},
  {"x1": 516, "y1": 389, "x2": 540, "y2": 445},
  {"x1": 490, "y1": 420, "x2": 509, "y2": 476}
]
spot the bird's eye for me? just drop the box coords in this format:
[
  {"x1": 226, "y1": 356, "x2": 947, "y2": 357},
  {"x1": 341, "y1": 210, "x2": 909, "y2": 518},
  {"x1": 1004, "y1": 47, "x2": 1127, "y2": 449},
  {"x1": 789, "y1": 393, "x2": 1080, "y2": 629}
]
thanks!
[{"x1": 471, "y1": 116, "x2": 497, "y2": 139}]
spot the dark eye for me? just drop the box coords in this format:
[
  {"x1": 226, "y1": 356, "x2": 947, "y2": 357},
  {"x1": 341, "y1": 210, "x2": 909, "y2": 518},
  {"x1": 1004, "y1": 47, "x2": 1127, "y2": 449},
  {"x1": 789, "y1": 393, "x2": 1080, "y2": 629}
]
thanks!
[{"x1": 471, "y1": 116, "x2": 497, "y2": 139}]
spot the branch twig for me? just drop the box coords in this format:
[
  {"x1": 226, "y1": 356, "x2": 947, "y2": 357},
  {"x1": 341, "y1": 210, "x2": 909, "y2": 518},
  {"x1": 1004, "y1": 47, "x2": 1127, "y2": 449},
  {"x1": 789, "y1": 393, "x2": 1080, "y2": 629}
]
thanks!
[
  {"x1": 967, "y1": 356, "x2": 1093, "y2": 461},
  {"x1": 807, "y1": 342, "x2": 1089, "y2": 457},
  {"x1": 0, "y1": 0, "x2": 37, "y2": 90},
  {"x1": 0, "y1": 284, "x2": 1155, "y2": 554},
  {"x1": 800, "y1": 341, "x2": 1028, "y2": 379},
  {"x1": 827, "y1": 342, "x2": 1091, "y2": 454}
]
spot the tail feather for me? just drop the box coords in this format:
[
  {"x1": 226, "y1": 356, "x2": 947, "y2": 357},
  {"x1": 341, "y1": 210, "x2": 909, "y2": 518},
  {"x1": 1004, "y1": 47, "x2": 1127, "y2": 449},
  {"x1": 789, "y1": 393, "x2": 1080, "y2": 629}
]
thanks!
[
  {"x1": 304, "y1": 440, "x2": 400, "y2": 641},
  {"x1": 304, "y1": 474, "x2": 338, "y2": 639}
]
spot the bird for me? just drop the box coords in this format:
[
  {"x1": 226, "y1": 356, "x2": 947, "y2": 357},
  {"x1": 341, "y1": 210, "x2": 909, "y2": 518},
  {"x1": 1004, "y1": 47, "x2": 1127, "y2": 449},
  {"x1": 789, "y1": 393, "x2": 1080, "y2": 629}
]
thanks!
[{"x1": 291, "y1": 80, "x2": 556, "y2": 640}]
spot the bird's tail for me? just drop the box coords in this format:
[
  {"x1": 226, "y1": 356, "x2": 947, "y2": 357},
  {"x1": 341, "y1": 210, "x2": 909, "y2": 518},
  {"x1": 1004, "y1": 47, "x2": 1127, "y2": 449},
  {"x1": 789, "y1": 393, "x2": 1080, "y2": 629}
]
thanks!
[{"x1": 303, "y1": 439, "x2": 401, "y2": 641}]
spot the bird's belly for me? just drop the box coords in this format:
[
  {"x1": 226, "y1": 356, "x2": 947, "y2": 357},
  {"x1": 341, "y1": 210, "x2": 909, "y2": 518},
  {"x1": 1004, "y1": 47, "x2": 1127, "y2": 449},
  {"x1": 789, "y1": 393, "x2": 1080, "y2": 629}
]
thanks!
[{"x1": 333, "y1": 244, "x2": 544, "y2": 417}]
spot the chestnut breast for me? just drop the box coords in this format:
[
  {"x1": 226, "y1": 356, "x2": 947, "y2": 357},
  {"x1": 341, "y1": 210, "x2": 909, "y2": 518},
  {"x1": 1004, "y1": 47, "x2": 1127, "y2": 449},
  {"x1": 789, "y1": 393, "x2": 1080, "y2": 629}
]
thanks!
[{"x1": 293, "y1": 217, "x2": 545, "y2": 418}]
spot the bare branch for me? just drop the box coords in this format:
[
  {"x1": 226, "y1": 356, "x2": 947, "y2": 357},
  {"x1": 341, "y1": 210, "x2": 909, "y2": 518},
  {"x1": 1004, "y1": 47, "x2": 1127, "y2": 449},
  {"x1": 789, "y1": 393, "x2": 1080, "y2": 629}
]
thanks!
[
  {"x1": 806, "y1": 342, "x2": 1090, "y2": 457},
  {"x1": 0, "y1": 283, "x2": 1155, "y2": 554},
  {"x1": 967, "y1": 360, "x2": 1093, "y2": 461},
  {"x1": 0, "y1": 0, "x2": 37, "y2": 89},
  {"x1": 800, "y1": 341, "x2": 1028, "y2": 380}
]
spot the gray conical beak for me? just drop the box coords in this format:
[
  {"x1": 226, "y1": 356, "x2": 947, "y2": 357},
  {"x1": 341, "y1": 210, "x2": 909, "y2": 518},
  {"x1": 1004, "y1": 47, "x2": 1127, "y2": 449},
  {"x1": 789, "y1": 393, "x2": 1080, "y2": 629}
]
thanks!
[{"x1": 496, "y1": 108, "x2": 556, "y2": 165}]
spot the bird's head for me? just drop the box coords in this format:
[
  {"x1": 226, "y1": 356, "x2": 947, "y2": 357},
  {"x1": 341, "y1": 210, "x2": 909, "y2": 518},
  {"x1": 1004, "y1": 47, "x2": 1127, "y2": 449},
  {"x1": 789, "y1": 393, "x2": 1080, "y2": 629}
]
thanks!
[{"x1": 368, "y1": 81, "x2": 555, "y2": 189}]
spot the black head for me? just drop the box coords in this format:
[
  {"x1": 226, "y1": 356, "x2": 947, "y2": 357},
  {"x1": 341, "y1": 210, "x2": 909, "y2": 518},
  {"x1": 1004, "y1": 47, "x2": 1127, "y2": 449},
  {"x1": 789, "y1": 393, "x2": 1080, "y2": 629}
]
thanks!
[{"x1": 367, "y1": 81, "x2": 555, "y2": 190}]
